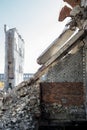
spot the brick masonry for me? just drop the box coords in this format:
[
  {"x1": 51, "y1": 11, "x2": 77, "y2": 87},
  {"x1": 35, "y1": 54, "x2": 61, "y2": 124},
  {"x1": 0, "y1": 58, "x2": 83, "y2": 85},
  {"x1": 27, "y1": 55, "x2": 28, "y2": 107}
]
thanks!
[
  {"x1": 40, "y1": 82, "x2": 85, "y2": 121},
  {"x1": 40, "y1": 47, "x2": 86, "y2": 121},
  {"x1": 44, "y1": 48, "x2": 83, "y2": 82},
  {"x1": 40, "y1": 82, "x2": 84, "y2": 106}
]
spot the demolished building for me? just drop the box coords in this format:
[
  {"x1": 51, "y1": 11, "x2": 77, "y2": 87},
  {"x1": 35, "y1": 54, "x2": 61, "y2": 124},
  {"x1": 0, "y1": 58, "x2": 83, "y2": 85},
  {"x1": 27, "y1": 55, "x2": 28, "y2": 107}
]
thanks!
[
  {"x1": 0, "y1": 0, "x2": 87, "y2": 129},
  {"x1": 4, "y1": 25, "x2": 25, "y2": 91}
]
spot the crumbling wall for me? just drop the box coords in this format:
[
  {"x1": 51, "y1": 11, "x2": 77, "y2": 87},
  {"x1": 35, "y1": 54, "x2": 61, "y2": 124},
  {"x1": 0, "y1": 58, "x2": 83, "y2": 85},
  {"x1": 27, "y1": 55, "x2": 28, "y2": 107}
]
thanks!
[
  {"x1": 40, "y1": 46, "x2": 86, "y2": 122},
  {"x1": 40, "y1": 82, "x2": 85, "y2": 121},
  {"x1": 0, "y1": 80, "x2": 40, "y2": 130}
]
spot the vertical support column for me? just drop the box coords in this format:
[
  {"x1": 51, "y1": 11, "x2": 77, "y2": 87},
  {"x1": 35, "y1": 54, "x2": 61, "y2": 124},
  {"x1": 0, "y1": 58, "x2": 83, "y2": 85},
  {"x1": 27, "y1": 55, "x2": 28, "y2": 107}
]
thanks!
[{"x1": 83, "y1": 37, "x2": 87, "y2": 119}]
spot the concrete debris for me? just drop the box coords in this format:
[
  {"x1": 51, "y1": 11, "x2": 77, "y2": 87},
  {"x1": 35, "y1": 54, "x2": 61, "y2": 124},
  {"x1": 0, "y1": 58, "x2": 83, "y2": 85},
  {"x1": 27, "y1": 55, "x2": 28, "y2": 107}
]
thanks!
[
  {"x1": 81, "y1": 0, "x2": 87, "y2": 8},
  {"x1": 0, "y1": 1, "x2": 87, "y2": 130},
  {"x1": 70, "y1": 5, "x2": 82, "y2": 17},
  {"x1": 59, "y1": 0, "x2": 87, "y2": 31},
  {"x1": 0, "y1": 80, "x2": 40, "y2": 130},
  {"x1": 66, "y1": 5, "x2": 87, "y2": 30}
]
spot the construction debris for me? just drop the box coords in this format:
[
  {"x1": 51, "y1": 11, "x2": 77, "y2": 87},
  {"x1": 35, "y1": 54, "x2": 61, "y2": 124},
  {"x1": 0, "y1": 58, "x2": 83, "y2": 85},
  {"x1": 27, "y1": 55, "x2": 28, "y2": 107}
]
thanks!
[
  {"x1": 0, "y1": 80, "x2": 40, "y2": 130},
  {"x1": 1, "y1": 0, "x2": 87, "y2": 129}
]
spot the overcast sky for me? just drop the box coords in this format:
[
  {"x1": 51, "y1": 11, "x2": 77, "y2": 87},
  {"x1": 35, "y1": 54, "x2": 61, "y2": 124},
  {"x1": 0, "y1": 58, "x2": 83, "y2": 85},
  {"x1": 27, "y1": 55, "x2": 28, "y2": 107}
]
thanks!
[{"x1": 0, "y1": 0, "x2": 68, "y2": 73}]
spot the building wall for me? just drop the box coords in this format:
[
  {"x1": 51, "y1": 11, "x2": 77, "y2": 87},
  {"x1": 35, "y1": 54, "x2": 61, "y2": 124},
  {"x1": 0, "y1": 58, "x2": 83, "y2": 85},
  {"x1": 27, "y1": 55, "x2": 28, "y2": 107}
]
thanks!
[
  {"x1": 40, "y1": 82, "x2": 85, "y2": 121},
  {"x1": 14, "y1": 31, "x2": 24, "y2": 86},
  {"x1": 44, "y1": 48, "x2": 83, "y2": 82},
  {"x1": 23, "y1": 73, "x2": 33, "y2": 81},
  {"x1": 4, "y1": 30, "x2": 14, "y2": 90},
  {"x1": 40, "y1": 46, "x2": 86, "y2": 121},
  {"x1": 0, "y1": 73, "x2": 33, "y2": 83},
  {"x1": 0, "y1": 74, "x2": 4, "y2": 82},
  {"x1": 4, "y1": 28, "x2": 24, "y2": 91}
]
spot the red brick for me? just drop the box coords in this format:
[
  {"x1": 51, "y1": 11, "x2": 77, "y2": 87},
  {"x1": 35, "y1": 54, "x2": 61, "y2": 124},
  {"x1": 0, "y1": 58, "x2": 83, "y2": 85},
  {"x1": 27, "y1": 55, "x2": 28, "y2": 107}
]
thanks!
[
  {"x1": 40, "y1": 82, "x2": 84, "y2": 106},
  {"x1": 63, "y1": 0, "x2": 81, "y2": 7},
  {"x1": 58, "y1": 5, "x2": 72, "y2": 21}
]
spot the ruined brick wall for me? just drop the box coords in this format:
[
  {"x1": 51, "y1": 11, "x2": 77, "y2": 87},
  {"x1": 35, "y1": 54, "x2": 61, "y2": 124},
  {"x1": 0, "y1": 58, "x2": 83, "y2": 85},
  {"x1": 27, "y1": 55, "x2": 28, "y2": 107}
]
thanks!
[
  {"x1": 40, "y1": 82, "x2": 85, "y2": 121},
  {"x1": 40, "y1": 47, "x2": 86, "y2": 122},
  {"x1": 40, "y1": 83, "x2": 84, "y2": 105}
]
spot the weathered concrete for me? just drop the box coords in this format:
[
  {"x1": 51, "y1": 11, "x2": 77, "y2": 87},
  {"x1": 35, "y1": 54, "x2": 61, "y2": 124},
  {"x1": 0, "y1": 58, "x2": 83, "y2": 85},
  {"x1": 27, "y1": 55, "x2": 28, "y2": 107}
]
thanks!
[
  {"x1": 37, "y1": 29, "x2": 75, "y2": 65},
  {"x1": 4, "y1": 26, "x2": 25, "y2": 91}
]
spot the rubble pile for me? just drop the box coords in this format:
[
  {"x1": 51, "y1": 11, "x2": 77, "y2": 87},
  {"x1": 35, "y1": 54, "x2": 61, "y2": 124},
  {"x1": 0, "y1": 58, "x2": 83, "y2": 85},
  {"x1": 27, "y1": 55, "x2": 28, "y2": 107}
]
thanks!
[
  {"x1": 41, "y1": 103, "x2": 85, "y2": 121},
  {"x1": 0, "y1": 79, "x2": 40, "y2": 130}
]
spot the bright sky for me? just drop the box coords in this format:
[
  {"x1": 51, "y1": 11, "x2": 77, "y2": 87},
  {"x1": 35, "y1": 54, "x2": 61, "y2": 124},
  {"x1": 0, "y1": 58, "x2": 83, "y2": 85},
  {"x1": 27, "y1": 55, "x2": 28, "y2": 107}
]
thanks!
[{"x1": 0, "y1": 0, "x2": 69, "y2": 73}]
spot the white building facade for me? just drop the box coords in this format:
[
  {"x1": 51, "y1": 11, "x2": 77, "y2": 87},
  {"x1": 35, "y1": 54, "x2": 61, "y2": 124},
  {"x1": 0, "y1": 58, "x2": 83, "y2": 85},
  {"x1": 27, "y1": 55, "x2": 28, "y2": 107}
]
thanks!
[{"x1": 4, "y1": 26, "x2": 25, "y2": 91}]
